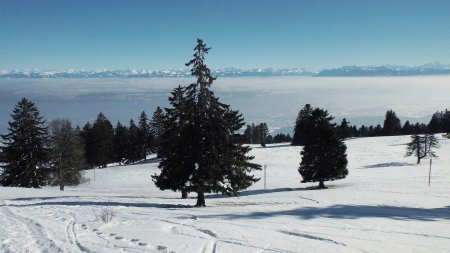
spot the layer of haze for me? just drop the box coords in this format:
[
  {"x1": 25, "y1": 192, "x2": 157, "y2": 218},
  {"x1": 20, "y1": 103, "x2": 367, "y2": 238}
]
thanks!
[{"x1": 0, "y1": 76, "x2": 448, "y2": 134}]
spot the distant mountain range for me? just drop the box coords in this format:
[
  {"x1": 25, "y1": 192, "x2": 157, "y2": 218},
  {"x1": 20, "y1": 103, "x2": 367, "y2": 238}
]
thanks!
[
  {"x1": 1, "y1": 63, "x2": 450, "y2": 78},
  {"x1": 0, "y1": 68, "x2": 316, "y2": 79},
  {"x1": 316, "y1": 63, "x2": 450, "y2": 77}
]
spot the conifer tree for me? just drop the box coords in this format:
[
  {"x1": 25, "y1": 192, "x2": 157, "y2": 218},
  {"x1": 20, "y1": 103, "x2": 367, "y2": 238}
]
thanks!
[
  {"x1": 138, "y1": 111, "x2": 153, "y2": 159},
  {"x1": 150, "y1": 106, "x2": 165, "y2": 152},
  {"x1": 48, "y1": 119, "x2": 86, "y2": 190},
  {"x1": 152, "y1": 39, "x2": 260, "y2": 206},
  {"x1": 0, "y1": 98, "x2": 49, "y2": 188},
  {"x1": 91, "y1": 113, "x2": 114, "y2": 168},
  {"x1": 259, "y1": 123, "x2": 269, "y2": 147},
  {"x1": 292, "y1": 104, "x2": 314, "y2": 146},
  {"x1": 402, "y1": 120, "x2": 413, "y2": 135},
  {"x1": 405, "y1": 133, "x2": 439, "y2": 164},
  {"x1": 80, "y1": 122, "x2": 95, "y2": 168},
  {"x1": 298, "y1": 108, "x2": 348, "y2": 189},
  {"x1": 383, "y1": 109, "x2": 401, "y2": 136},
  {"x1": 126, "y1": 119, "x2": 142, "y2": 163},
  {"x1": 113, "y1": 121, "x2": 128, "y2": 165},
  {"x1": 338, "y1": 118, "x2": 351, "y2": 139}
]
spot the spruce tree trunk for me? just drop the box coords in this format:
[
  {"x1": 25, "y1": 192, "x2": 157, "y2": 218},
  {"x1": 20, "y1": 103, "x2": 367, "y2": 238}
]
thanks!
[
  {"x1": 318, "y1": 180, "x2": 325, "y2": 189},
  {"x1": 417, "y1": 156, "x2": 421, "y2": 164},
  {"x1": 181, "y1": 190, "x2": 188, "y2": 199},
  {"x1": 59, "y1": 168, "x2": 64, "y2": 191},
  {"x1": 195, "y1": 191, "x2": 206, "y2": 207}
]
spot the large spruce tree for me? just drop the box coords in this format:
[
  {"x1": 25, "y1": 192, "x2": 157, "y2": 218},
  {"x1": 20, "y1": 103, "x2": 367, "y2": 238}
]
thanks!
[
  {"x1": 298, "y1": 107, "x2": 348, "y2": 189},
  {"x1": 152, "y1": 39, "x2": 261, "y2": 206},
  {"x1": 0, "y1": 98, "x2": 49, "y2": 188}
]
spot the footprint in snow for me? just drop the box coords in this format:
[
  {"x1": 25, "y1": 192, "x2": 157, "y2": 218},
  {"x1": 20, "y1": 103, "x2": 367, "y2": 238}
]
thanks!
[
  {"x1": 115, "y1": 236, "x2": 124, "y2": 240},
  {"x1": 138, "y1": 242, "x2": 147, "y2": 246},
  {"x1": 131, "y1": 238, "x2": 139, "y2": 242}
]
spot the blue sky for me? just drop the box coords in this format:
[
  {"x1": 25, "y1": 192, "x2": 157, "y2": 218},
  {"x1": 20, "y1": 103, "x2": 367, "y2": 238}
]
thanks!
[{"x1": 1, "y1": 0, "x2": 450, "y2": 70}]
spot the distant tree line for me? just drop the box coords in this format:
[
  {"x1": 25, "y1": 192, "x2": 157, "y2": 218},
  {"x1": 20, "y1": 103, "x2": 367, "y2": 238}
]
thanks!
[
  {"x1": 243, "y1": 123, "x2": 292, "y2": 146},
  {"x1": 293, "y1": 107, "x2": 449, "y2": 143},
  {"x1": 80, "y1": 109, "x2": 163, "y2": 168}
]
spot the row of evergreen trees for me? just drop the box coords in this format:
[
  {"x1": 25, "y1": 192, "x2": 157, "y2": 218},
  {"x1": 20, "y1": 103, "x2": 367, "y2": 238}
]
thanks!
[
  {"x1": 294, "y1": 106, "x2": 448, "y2": 144},
  {"x1": 243, "y1": 123, "x2": 292, "y2": 146},
  {"x1": 80, "y1": 109, "x2": 164, "y2": 168}
]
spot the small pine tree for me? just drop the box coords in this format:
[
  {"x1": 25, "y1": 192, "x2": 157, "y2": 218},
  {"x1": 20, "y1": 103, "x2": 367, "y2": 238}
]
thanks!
[
  {"x1": 405, "y1": 133, "x2": 439, "y2": 164},
  {"x1": 0, "y1": 98, "x2": 49, "y2": 188},
  {"x1": 298, "y1": 108, "x2": 348, "y2": 189}
]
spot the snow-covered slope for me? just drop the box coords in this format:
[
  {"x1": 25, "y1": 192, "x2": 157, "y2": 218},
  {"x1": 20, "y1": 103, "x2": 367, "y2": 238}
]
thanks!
[{"x1": 0, "y1": 136, "x2": 449, "y2": 252}]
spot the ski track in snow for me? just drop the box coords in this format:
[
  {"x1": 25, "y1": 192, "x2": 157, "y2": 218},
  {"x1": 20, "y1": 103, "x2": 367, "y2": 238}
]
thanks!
[
  {"x1": 279, "y1": 230, "x2": 346, "y2": 246},
  {"x1": 0, "y1": 200, "x2": 63, "y2": 253},
  {"x1": 65, "y1": 214, "x2": 94, "y2": 253}
]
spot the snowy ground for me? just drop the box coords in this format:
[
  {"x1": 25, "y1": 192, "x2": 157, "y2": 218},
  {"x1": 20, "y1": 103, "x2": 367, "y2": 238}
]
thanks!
[{"x1": 1, "y1": 135, "x2": 449, "y2": 253}]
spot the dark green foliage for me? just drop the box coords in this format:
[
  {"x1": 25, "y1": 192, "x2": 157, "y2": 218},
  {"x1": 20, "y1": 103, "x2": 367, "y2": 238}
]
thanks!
[
  {"x1": 150, "y1": 106, "x2": 165, "y2": 152},
  {"x1": 0, "y1": 98, "x2": 49, "y2": 188},
  {"x1": 47, "y1": 119, "x2": 86, "y2": 190},
  {"x1": 402, "y1": 120, "x2": 413, "y2": 135},
  {"x1": 405, "y1": 133, "x2": 439, "y2": 164},
  {"x1": 383, "y1": 109, "x2": 401, "y2": 136},
  {"x1": 428, "y1": 109, "x2": 450, "y2": 135},
  {"x1": 90, "y1": 113, "x2": 115, "y2": 168},
  {"x1": 113, "y1": 121, "x2": 128, "y2": 165},
  {"x1": 138, "y1": 111, "x2": 153, "y2": 159},
  {"x1": 80, "y1": 122, "x2": 95, "y2": 168},
  {"x1": 298, "y1": 107, "x2": 348, "y2": 189},
  {"x1": 243, "y1": 123, "x2": 270, "y2": 146},
  {"x1": 125, "y1": 119, "x2": 143, "y2": 163},
  {"x1": 338, "y1": 118, "x2": 351, "y2": 139},
  {"x1": 292, "y1": 104, "x2": 315, "y2": 146},
  {"x1": 272, "y1": 133, "x2": 292, "y2": 143},
  {"x1": 152, "y1": 39, "x2": 261, "y2": 206}
]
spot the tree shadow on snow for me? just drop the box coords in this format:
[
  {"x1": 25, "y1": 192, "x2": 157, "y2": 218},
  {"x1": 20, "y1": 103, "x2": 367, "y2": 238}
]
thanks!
[
  {"x1": 8, "y1": 200, "x2": 192, "y2": 209},
  {"x1": 197, "y1": 204, "x2": 450, "y2": 221},
  {"x1": 252, "y1": 143, "x2": 293, "y2": 149},
  {"x1": 359, "y1": 162, "x2": 415, "y2": 169},
  {"x1": 207, "y1": 187, "x2": 316, "y2": 199}
]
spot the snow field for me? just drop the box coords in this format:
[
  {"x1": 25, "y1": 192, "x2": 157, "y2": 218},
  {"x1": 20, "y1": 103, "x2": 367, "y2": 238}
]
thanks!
[{"x1": 0, "y1": 135, "x2": 449, "y2": 252}]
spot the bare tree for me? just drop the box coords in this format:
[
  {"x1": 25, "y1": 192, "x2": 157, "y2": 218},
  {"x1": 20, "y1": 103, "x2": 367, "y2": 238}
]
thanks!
[{"x1": 48, "y1": 119, "x2": 86, "y2": 190}]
